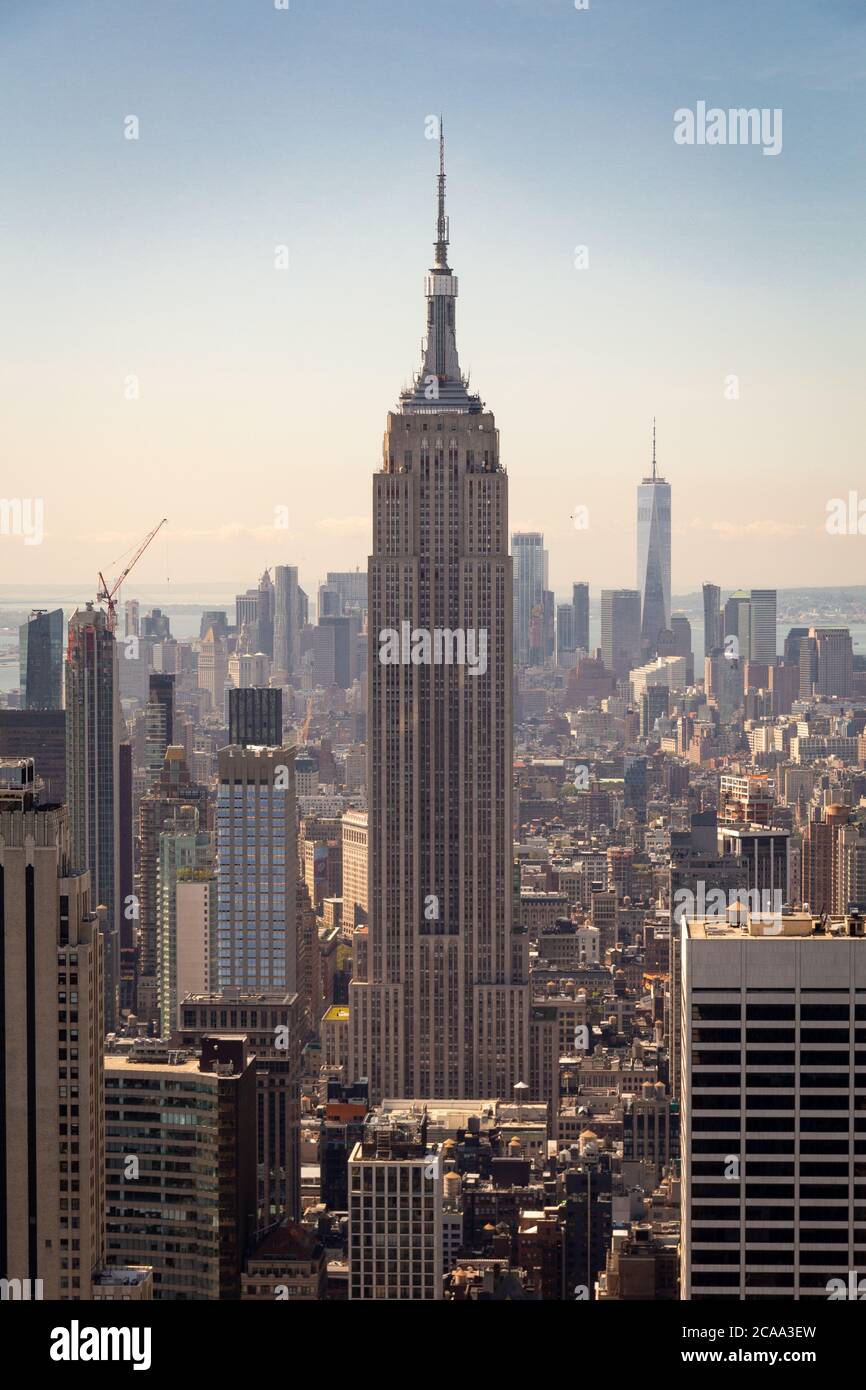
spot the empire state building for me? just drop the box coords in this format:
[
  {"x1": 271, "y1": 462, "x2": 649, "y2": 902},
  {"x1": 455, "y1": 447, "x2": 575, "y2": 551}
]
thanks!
[{"x1": 349, "y1": 133, "x2": 529, "y2": 1101}]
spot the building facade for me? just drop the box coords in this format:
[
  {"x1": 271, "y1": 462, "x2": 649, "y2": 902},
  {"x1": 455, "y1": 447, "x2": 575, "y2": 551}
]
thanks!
[{"x1": 349, "y1": 134, "x2": 528, "y2": 1100}]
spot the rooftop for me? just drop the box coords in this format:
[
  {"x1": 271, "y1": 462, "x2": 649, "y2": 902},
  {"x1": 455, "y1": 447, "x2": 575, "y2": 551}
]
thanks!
[{"x1": 686, "y1": 910, "x2": 866, "y2": 941}]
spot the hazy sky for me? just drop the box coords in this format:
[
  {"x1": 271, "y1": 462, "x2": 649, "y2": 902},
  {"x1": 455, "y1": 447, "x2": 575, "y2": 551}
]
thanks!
[{"x1": 2, "y1": 0, "x2": 865, "y2": 600}]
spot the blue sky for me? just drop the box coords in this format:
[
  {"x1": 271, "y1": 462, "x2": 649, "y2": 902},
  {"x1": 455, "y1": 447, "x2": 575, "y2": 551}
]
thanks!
[{"x1": 1, "y1": 0, "x2": 864, "y2": 597}]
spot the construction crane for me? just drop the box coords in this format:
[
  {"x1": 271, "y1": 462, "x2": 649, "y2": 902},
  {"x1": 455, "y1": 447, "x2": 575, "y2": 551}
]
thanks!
[{"x1": 97, "y1": 517, "x2": 168, "y2": 633}]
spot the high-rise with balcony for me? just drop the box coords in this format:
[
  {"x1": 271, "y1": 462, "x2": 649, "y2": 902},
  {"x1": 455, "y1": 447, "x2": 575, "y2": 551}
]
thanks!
[{"x1": 349, "y1": 132, "x2": 528, "y2": 1101}]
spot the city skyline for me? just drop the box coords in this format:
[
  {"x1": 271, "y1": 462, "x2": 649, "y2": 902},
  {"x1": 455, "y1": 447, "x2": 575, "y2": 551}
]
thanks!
[{"x1": 5, "y1": 0, "x2": 866, "y2": 1330}]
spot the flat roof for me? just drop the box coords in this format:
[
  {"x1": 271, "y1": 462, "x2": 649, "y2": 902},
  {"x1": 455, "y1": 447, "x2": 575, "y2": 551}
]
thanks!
[{"x1": 685, "y1": 912, "x2": 864, "y2": 941}]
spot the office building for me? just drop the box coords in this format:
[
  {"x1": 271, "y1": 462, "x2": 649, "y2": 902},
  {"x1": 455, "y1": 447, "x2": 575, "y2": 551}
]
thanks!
[
  {"x1": 640, "y1": 684, "x2": 669, "y2": 737},
  {"x1": 349, "y1": 1110, "x2": 443, "y2": 1301},
  {"x1": 216, "y1": 745, "x2": 297, "y2": 993},
  {"x1": 705, "y1": 645, "x2": 743, "y2": 719},
  {"x1": 512, "y1": 532, "x2": 545, "y2": 668},
  {"x1": 144, "y1": 673, "x2": 174, "y2": 788},
  {"x1": 748, "y1": 589, "x2": 777, "y2": 663},
  {"x1": 717, "y1": 823, "x2": 790, "y2": 904},
  {"x1": 0, "y1": 708, "x2": 66, "y2": 803},
  {"x1": 702, "y1": 583, "x2": 723, "y2": 663},
  {"x1": 556, "y1": 603, "x2": 575, "y2": 666},
  {"x1": 350, "y1": 135, "x2": 529, "y2": 1100},
  {"x1": 156, "y1": 804, "x2": 215, "y2": 1035},
  {"x1": 19, "y1": 607, "x2": 63, "y2": 709},
  {"x1": 123, "y1": 600, "x2": 140, "y2": 636},
  {"x1": 66, "y1": 602, "x2": 120, "y2": 1031},
  {"x1": 178, "y1": 990, "x2": 303, "y2": 1224},
  {"x1": 342, "y1": 808, "x2": 368, "y2": 932},
  {"x1": 601, "y1": 590, "x2": 642, "y2": 679},
  {"x1": 572, "y1": 581, "x2": 590, "y2": 654},
  {"x1": 324, "y1": 569, "x2": 368, "y2": 619},
  {"x1": 137, "y1": 746, "x2": 208, "y2": 1023},
  {"x1": 273, "y1": 565, "x2": 300, "y2": 679},
  {"x1": 257, "y1": 569, "x2": 274, "y2": 656},
  {"x1": 0, "y1": 761, "x2": 105, "y2": 1300},
  {"x1": 105, "y1": 1036, "x2": 257, "y2": 1300},
  {"x1": 811, "y1": 627, "x2": 854, "y2": 698},
  {"x1": 197, "y1": 624, "x2": 228, "y2": 712},
  {"x1": 723, "y1": 589, "x2": 777, "y2": 664},
  {"x1": 681, "y1": 910, "x2": 866, "y2": 1300},
  {"x1": 636, "y1": 423, "x2": 671, "y2": 657},
  {"x1": 241, "y1": 1223, "x2": 326, "y2": 1300},
  {"x1": 228, "y1": 686, "x2": 283, "y2": 747},
  {"x1": 802, "y1": 804, "x2": 851, "y2": 915},
  {"x1": 320, "y1": 614, "x2": 359, "y2": 688}
]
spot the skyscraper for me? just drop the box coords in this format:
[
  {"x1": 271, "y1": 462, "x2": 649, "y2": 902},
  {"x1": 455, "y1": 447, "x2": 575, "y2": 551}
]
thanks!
[
  {"x1": 105, "y1": 1036, "x2": 257, "y2": 1300},
  {"x1": 197, "y1": 623, "x2": 228, "y2": 712},
  {"x1": 273, "y1": 565, "x2": 300, "y2": 679},
  {"x1": 136, "y1": 746, "x2": 208, "y2": 1024},
  {"x1": 65, "y1": 602, "x2": 120, "y2": 1031},
  {"x1": 144, "y1": 672, "x2": 174, "y2": 788},
  {"x1": 325, "y1": 570, "x2": 368, "y2": 620},
  {"x1": 349, "y1": 1111, "x2": 443, "y2": 1301},
  {"x1": 512, "y1": 532, "x2": 545, "y2": 669},
  {"x1": 556, "y1": 602, "x2": 575, "y2": 666},
  {"x1": 811, "y1": 627, "x2": 854, "y2": 698},
  {"x1": 228, "y1": 686, "x2": 283, "y2": 747},
  {"x1": 0, "y1": 760, "x2": 105, "y2": 1300},
  {"x1": 572, "y1": 582, "x2": 590, "y2": 655},
  {"x1": 19, "y1": 607, "x2": 63, "y2": 709},
  {"x1": 216, "y1": 744, "x2": 297, "y2": 992},
  {"x1": 600, "y1": 589, "x2": 641, "y2": 679},
  {"x1": 0, "y1": 708, "x2": 66, "y2": 803},
  {"x1": 156, "y1": 803, "x2": 215, "y2": 1036},
  {"x1": 350, "y1": 132, "x2": 528, "y2": 1101},
  {"x1": 257, "y1": 568, "x2": 274, "y2": 656},
  {"x1": 723, "y1": 589, "x2": 777, "y2": 664},
  {"x1": 636, "y1": 421, "x2": 671, "y2": 657},
  {"x1": 702, "y1": 582, "x2": 723, "y2": 662},
  {"x1": 681, "y1": 910, "x2": 866, "y2": 1300},
  {"x1": 748, "y1": 589, "x2": 777, "y2": 663}
]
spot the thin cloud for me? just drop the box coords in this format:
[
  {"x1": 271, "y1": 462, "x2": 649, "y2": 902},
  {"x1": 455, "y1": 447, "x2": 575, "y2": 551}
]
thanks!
[
  {"x1": 316, "y1": 516, "x2": 369, "y2": 537},
  {"x1": 680, "y1": 517, "x2": 808, "y2": 538}
]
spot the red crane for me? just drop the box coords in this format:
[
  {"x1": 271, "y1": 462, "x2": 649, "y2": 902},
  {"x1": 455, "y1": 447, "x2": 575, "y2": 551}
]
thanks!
[{"x1": 97, "y1": 517, "x2": 168, "y2": 633}]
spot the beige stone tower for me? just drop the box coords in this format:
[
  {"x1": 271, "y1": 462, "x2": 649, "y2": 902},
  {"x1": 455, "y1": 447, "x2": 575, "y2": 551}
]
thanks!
[
  {"x1": 350, "y1": 129, "x2": 528, "y2": 1101},
  {"x1": 0, "y1": 759, "x2": 105, "y2": 1299}
]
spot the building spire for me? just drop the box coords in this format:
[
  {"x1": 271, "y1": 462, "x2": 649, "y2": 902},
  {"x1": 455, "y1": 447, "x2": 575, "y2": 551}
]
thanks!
[
  {"x1": 399, "y1": 122, "x2": 481, "y2": 414},
  {"x1": 434, "y1": 116, "x2": 449, "y2": 270}
]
